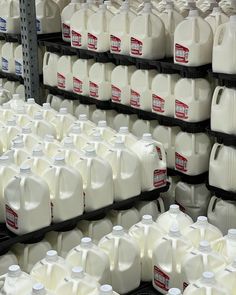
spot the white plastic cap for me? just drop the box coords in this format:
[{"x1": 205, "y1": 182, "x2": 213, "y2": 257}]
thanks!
[
  {"x1": 34, "y1": 111, "x2": 43, "y2": 120},
  {"x1": 91, "y1": 131, "x2": 102, "y2": 141},
  {"x1": 8, "y1": 265, "x2": 21, "y2": 277},
  {"x1": 228, "y1": 229, "x2": 236, "y2": 240},
  {"x1": 63, "y1": 137, "x2": 74, "y2": 148},
  {"x1": 22, "y1": 126, "x2": 32, "y2": 134},
  {"x1": 20, "y1": 165, "x2": 31, "y2": 174},
  {"x1": 59, "y1": 108, "x2": 68, "y2": 115},
  {"x1": 79, "y1": 114, "x2": 88, "y2": 121},
  {"x1": 32, "y1": 283, "x2": 46, "y2": 295},
  {"x1": 27, "y1": 98, "x2": 35, "y2": 104},
  {"x1": 32, "y1": 147, "x2": 44, "y2": 157},
  {"x1": 54, "y1": 155, "x2": 65, "y2": 166},
  {"x1": 169, "y1": 225, "x2": 181, "y2": 238},
  {"x1": 100, "y1": 285, "x2": 114, "y2": 295},
  {"x1": 169, "y1": 204, "x2": 180, "y2": 214},
  {"x1": 7, "y1": 118, "x2": 17, "y2": 126},
  {"x1": 98, "y1": 120, "x2": 107, "y2": 128},
  {"x1": 0, "y1": 155, "x2": 10, "y2": 165},
  {"x1": 142, "y1": 215, "x2": 153, "y2": 224},
  {"x1": 114, "y1": 137, "x2": 125, "y2": 149},
  {"x1": 80, "y1": 237, "x2": 93, "y2": 248},
  {"x1": 142, "y1": 133, "x2": 152, "y2": 141},
  {"x1": 71, "y1": 266, "x2": 85, "y2": 279},
  {"x1": 196, "y1": 216, "x2": 208, "y2": 226},
  {"x1": 199, "y1": 240, "x2": 211, "y2": 253},
  {"x1": 71, "y1": 125, "x2": 82, "y2": 134},
  {"x1": 46, "y1": 250, "x2": 59, "y2": 262},
  {"x1": 85, "y1": 146, "x2": 96, "y2": 157},
  {"x1": 201, "y1": 272, "x2": 216, "y2": 285},
  {"x1": 119, "y1": 127, "x2": 129, "y2": 134},
  {"x1": 13, "y1": 139, "x2": 24, "y2": 148},
  {"x1": 12, "y1": 94, "x2": 21, "y2": 100},
  {"x1": 44, "y1": 134, "x2": 54, "y2": 142},
  {"x1": 42, "y1": 103, "x2": 51, "y2": 109},
  {"x1": 112, "y1": 225, "x2": 124, "y2": 236},
  {"x1": 168, "y1": 289, "x2": 182, "y2": 295}
]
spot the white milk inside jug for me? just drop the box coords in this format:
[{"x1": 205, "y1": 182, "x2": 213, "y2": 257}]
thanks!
[
  {"x1": 57, "y1": 55, "x2": 77, "y2": 91},
  {"x1": 35, "y1": 0, "x2": 61, "y2": 34},
  {"x1": 108, "y1": 208, "x2": 140, "y2": 230},
  {"x1": 31, "y1": 111, "x2": 57, "y2": 138},
  {"x1": 0, "y1": 252, "x2": 18, "y2": 276},
  {"x1": 130, "y1": 3, "x2": 165, "y2": 59},
  {"x1": 112, "y1": 126, "x2": 138, "y2": 148},
  {"x1": 129, "y1": 215, "x2": 164, "y2": 281},
  {"x1": 87, "y1": 4, "x2": 114, "y2": 52},
  {"x1": 73, "y1": 59, "x2": 94, "y2": 96},
  {"x1": 152, "y1": 225, "x2": 192, "y2": 293},
  {"x1": 174, "y1": 10, "x2": 213, "y2": 66},
  {"x1": 0, "y1": 79, "x2": 11, "y2": 105},
  {"x1": 66, "y1": 237, "x2": 111, "y2": 285},
  {"x1": 41, "y1": 135, "x2": 61, "y2": 158},
  {"x1": 0, "y1": 119, "x2": 21, "y2": 151},
  {"x1": 15, "y1": 84, "x2": 25, "y2": 100},
  {"x1": 89, "y1": 62, "x2": 115, "y2": 101},
  {"x1": 41, "y1": 103, "x2": 57, "y2": 121},
  {"x1": 152, "y1": 73, "x2": 180, "y2": 117},
  {"x1": 205, "y1": 6, "x2": 229, "y2": 34},
  {"x1": 91, "y1": 109, "x2": 117, "y2": 126},
  {"x1": 43, "y1": 53, "x2": 61, "y2": 87},
  {"x1": 213, "y1": 15, "x2": 236, "y2": 74},
  {"x1": 75, "y1": 114, "x2": 95, "y2": 135},
  {"x1": 3, "y1": 81, "x2": 20, "y2": 95},
  {"x1": 60, "y1": 99, "x2": 79, "y2": 115},
  {"x1": 98, "y1": 226, "x2": 141, "y2": 294},
  {"x1": 113, "y1": 114, "x2": 138, "y2": 132},
  {"x1": 111, "y1": 65, "x2": 136, "y2": 105},
  {"x1": 25, "y1": 98, "x2": 42, "y2": 117},
  {"x1": 104, "y1": 0, "x2": 119, "y2": 14},
  {"x1": 135, "y1": 199, "x2": 165, "y2": 220},
  {"x1": 14, "y1": 106, "x2": 31, "y2": 127},
  {"x1": 0, "y1": 0, "x2": 20, "y2": 34},
  {"x1": 8, "y1": 93, "x2": 24, "y2": 112},
  {"x1": 175, "y1": 132, "x2": 212, "y2": 176},
  {"x1": 160, "y1": 176, "x2": 180, "y2": 210},
  {"x1": 216, "y1": 259, "x2": 236, "y2": 294},
  {"x1": 86, "y1": 131, "x2": 111, "y2": 157},
  {"x1": 42, "y1": 156, "x2": 84, "y2": 222},
  {"x1": 68, "y1": 125, "x2": 88, "y2": 149},
  {"x1": 74, "y1": 104, "x2": 96, "y2": 120},
  {"x1": 47, "y1": 94, "x2": 63, "y2": 111},
  {"x1": 2, "y1": 42, "x2": 18, "y2": 74},
  {"x1": 130, "y1": 69, "x2": 157, "y2": 111},
  {"x1": 30, "y1": 250, "x2": 70, "y2": 292},
  {"x1": 4, "y1": 139, "x2": 30, "y2": 166},
  {"x1": 131, "y1": 133, "x2": 167, "y2": 191},
  {"x1": 59, "y1": 136, "x2": 83, "y2": 165},
  {"x1": 93, "y1": 120, "x2": 117, "y2": 141},
  {"x1": 174, "y1": 78, "x2": 212, "y2": 122},
  {"x1": 53, "y1": 0, "x2": 70, "y2": 12}
]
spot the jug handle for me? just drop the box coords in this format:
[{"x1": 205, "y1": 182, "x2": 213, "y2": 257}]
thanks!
[
  {"x1": 57, "y1": 233, "x2": 63, "y2": 256},
  {"x1": 207, "y1": 196, "x2": 218, "y2": 214},
  {"x1": 9, "y1": 1, "x2": 14, "y2": 18},
  {"x1": 46, "y1": 94, "x2": 53, "y2": 104},
  {"x1": 191, "y1": 79, "x2": 197, "y2": 101},
  {"x1": 81, "y1": 248, "x2": 88, "y2": 270},
  {"x1": 86, "y1": 158, "x2": 92, "y2": 190},
  {"x1": 23, "y1": 245, "x2": 29, "y2": 272},
  {"x1": 54, "y1": 168, "x2": 62, "y2": 212},
  {"x1": 113, "y1": 238, "x2": 120, "y2": 271},
  {"x1": 214, "y1": 24, "x2": 225, "y2": 46},
  {"x1": 212, "y1": 86, "x2": 224, "y2": 106},
  {"x1": 20, "y1": 177, "x2": 26, "y2": 209},
  {"x1": 191, "y1": 134, "x2": 196, "y2": 155},
  {"x1": 157, "y1": 197, "x2": 165, "y2": 213},
  {"x1": 156, "y1": 141, "x2": 166, "y2": 163},
  {"x1": 192, "y1": 17, "x2": 197, "y2": 43},
  {"x1": 144, "y1": 13, "x2": 150, "y2": 37},
  {"x1": 116, "y1": 150, "x2": 122, "y2": 180},
  {"x1": 211, "y1": 143, "x2": 222, "y2": 161},
  {"x1": 43, "y1": 52, "x2": 51, "y2": 67}
]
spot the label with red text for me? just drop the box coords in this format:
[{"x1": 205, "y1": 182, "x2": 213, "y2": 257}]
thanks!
[
  {"x1": 130, "y1": 89, "x2": 140, "y2": 107},
  {"x1": 57, "y1": 73, "x2": 66, "y2": 89},
  {"x1": 62, "y1": 23, "x2": 70, "y2": 39},
  {"x1": 175, "y1": 152, "x2": 188, "y2": 172},
  {"x1": 73, "y1": 77, "x2": 83, "y2": 94},
  {"x1": 154, "y1": 266, "x2": 170, "y2": 292},
  {"x1": 154, "y1": 169, "x2": 167, "y2": 188},
  {"x1": 153, "y1": 94, "x2": 165, "y2": 113},
  {"x1": 71, "y1": 30, "x2": 82, "y2": 47},
  {"x1": 110, "y1": 35, "x2": 121, "y2": 53},
  {"x1": 112, "y1": 85, "x2": 121, "y2": 102},
  {"x1": 131, "y1": 37, "x2": 143, "y2": 56},
  {"x1": 175, "y1": 43, "x2": 189, "y2": 64},
  {"x1": 89, "y1": 81, "x2": 99, "y2": 98},
  {"x1": 175, "y1": 100, "x2": 189, "y2": 119},
  {"x1": 6, "y1": 205, "x2": 18, "y2": 229},
  {"x1": 88, "y1": 33, "x2": 98, "y2": 50}
]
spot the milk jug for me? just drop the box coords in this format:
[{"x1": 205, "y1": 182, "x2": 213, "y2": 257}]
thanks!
[
  {"x1": 61, "y1": 0, "x2": 82, "y2": 42},
  {"x1": 130, "y1": 70, "x2": 157, "y2": 111},
  {"x1": 14, "y1": 45, "x2": 23, "y2": 77},
  {"x1": 2, "y1": 42, "x2": 18, "y2": 74},
  {"x1": 30, "y1": 250, "x2": 70, "y2": 292},
  {"x1": 41, "y1": 135, "x2": 61, "y2": 158},
  {"x1": 109, "y1": 2, "x2": 136, "y2": 55},
  {"x1": 78, "y1": 217, "x2": 113, "y2": 244},
  {"x1": 211, "y1": 86, "x2": 236, "y2": 135},
  {"x1": 4, "y1": 139, "x2": 30, "y2": 166},
  {"x1": 74, "y1": 114, "x2": 96, "y2": 135},
  {"x1": 112, "y1": 127, "x2": 138, "y2": 149},
  {"x1": 31, "y1": 111, "x2": 57, "y2": 138},
  {"x1": 129, "y1": 215, "x2": 164, "y2": 281},
  {"x1": 3, "y1": 81, "x2": 20, "y2": 96},
  {"x1": 4, "y1": 165, "x2": 51, "y2": 235},
  {"x1": 152, "y1": 73, "x2": 180, "y2": 117},
  {"x1": 0, "y1": 265, "x2": 35, "y2": 294},
  {"x1": 74, "y1": 104, "x2": 96, "y2": 120},
  {"x1": 68, "y1": 125, "x2": 88, "y2": 149},
  {"x1": 113, "y1": 114, "x2": 138, "y2": 132},
  {"x1": 132, "y1": 120, "x2": 158, "y2": 141},
  {"x1": 25, "y1": 98, "x2": 42, "y2": 117},
  {"x1": 107, "y1": 208, "x2": 141, "y2": 230},
  {"x1": 93, "y1": 120, "x2": 117, "y2": 141},
  {"x1": 152, "y1": 225, "x2": 192, "y2": 293},
  {"x1": 216, "y1": 259, "x2": 236, "y2": 294},
  {"x1": 42, "y1": 156, "x2": 84, "y2": 222},
  {"x1": 153, "y1": 125, "x2": 181, "y2": 169},
  {"x1": 43, "y1": 53, "x2": 61, "y2": 87},
  {"x1": 205, "y1": 6, "x2": 229, "y2": 34},
  {"x1": 131, "y1": 133, "x2": 167, "y2": 191},
  {"x1": 0, "y1": 79, "x2": 11, "y2": 105},
  {"x1": 98, "y1": 285, "x2": 119, "y2": 295},
  {"x1": 87, "y1": 4, "x2": 114, "y2": 52},
  {"x1": 0, "y1": 0, "x2": 20, "y2": 34},
  {"x1": 35, "y1": 0, "x2": 61, "y2": 34},
  {"x1": 160, "y1": 176, "x2": 180, "y2": 210},
  {"x1": 59, "y1": 136, "x2": 83, "y2": 165},
  {"x1": 14, "y1": 106, "x2": 32, "y2": 127},
  {"x1": 0, "y1": 252, "x2": 18, "y2": 276},
  {"x1": 135, "y1": 199, "x2": 165, "y2": 220},
  {"x1": 213, "y1": 15, "x2": 236, "y2": 74},
  {"x1": 130, "y1": 3, "x2": 165, "y2": 59},
  {"x1": 60, "y1": 99, "x2": 79, "y2": 115},
  {"x1": 12, "y1": 241, "x2": 51, "y2": 273},
  {"x1": 174, "y1": 10, "x2": 213, "y2": 66},
  {"x1": 175, "y1": 132, "x2": 212, "y2": 175},
  {"x1": 156, "y1": 204, "x2": 193, "y2": 233},
  {"x1": 75, "y1": 146, "x2": 113, "y2": 211},
  {"x1": 175, "y1": 182, "x2": 211, "y2": 221},
  {"x1": 86, "y1": 131, "x2": 111, "y2": 157},
  {"x1": 15, "y1": 84, "x2": 25, "y2": 100},
  {"x1": 111, "y1": 65, "x2": 136, "y2": 105},
  {"x1": 89, "y1": 62, "x2": 115, "y2": 101},
  {"x1": 73, "y1": 59, "x2": 95, "y2": 96},
  {"x1": 30, "y1": 284, "x2": 54, "y2": 295},
  {"x1": 45, "y1": 229, "x2": 83, "y2": 258},
  {"x1": 57, "y1": 55, "x2": 77, "y2": 91},
  {"x1": 41, "y1": 103, "x2": 57, "y2": 121},
  {"x1": 91, "y1": 109, "x2": 117, "y2": 126},
  {"x1": 98, "y1": 226, "x2": 141, "y2": 294},
  {"x1": 66, "y1": 237, "x2": 111, "y2": 285},
  {"x1": 53, "y1": 0, "x2": 70, "y2": 12},
  {"x1": 0, "y1": 119, "x2": 21, "y2": 151},
  {"x1": 9, "y1": 93, "x2": 25, "y2": 112}
]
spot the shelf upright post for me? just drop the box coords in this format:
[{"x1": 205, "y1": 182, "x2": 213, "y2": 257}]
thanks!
[{"x1": 19, "y1": 0, "x2": 41, "y2": 103}]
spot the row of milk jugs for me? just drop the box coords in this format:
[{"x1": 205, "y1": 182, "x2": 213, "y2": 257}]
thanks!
[{"x1": 0, "y1": 78, "x2": 25, "y2": 99}]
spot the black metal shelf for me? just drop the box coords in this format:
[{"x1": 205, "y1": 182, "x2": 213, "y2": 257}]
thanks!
[
  {"x1": 0, "y1": 32, "x2": 21, "y2": 43},
  {"x1": 207, "y1": 128, "x2": 236, "y2": 147},
  {"x1": 209, "y1": 70, "x2": 236, "y2": 88},
  {"x1": 127, "y1": 283, "x2": 160, "y2": 295},
  {"x1": 0, "y1": 71, "x2": 24, "y2": 83},
  {"x1": 168, "y1": 168, "x2": 208, "y2": 184},
  {"x1": 206, "y1": 183, "x2": 236, "y2": 201}
]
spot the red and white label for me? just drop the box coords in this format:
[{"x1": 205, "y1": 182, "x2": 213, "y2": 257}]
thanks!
[
  {"x1": 112, "y1": 85, "x2": 121, "y2": 102},
  {"x1": 130, "y1": 89, "x2": 140, "y2": 108},
  {"x1": 153, "y1": 94, "x2": 165, "y2": 113},
  {"x1": 175, "y1": 152, "x2": 188, "y2": 172},
  {"x1": 175, "y1": 43, "x2": 189, "y2": 64},
  {"x1": 175, "y1": 100, "x2": 189, "y2": 119},
  {"x1": 154, "y1": 266, "x2": 170, "y2": 292},
  {"x1": 88, "y1": 33, "x2": 98, "y2": 50},
  {"x1": 73, "y1": 77, "x2": 83, "y2": 94},
  {"x1": 154, "y1": 169, "x2": 167, "y2": 188},
  {"x1": 57, "y1": 73, "x2": 66, "y2": 89},
  {"x1": 71, "y1": 30, "x2": 82, "y2": 47},
  {"x1": 130, "y1": 37, "x2": 143, "y2": 56},
  {"x1": 6, "y1": 205, "x2": 18, "y2": 229},
  {"x1": 110, "y1": 35, "x2": 121, "y2": 53},
  {"x1": 62, "y1": 23, "x2": 70, "y2": 39},
  {"x1": 89, "y1": 81, "x2": 99, "y2": 98}
]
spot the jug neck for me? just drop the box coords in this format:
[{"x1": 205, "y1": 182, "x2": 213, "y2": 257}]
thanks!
[
  {"x1": 32, "y1": 283, "x2": 47, "y2": 295},
  {"x1": 85, "y1": 146, "x2": 97, "y2": 158},
  {"x1": 169, "y1": 225, "x2": 181, "y2": 238},
  {"x1": 199, "y1": 240, "x2": 212, "y2": 253},
  {"x1": 196, "y1": 216, "x2": 208, "y2": 227},
  {"x1": 45, "y1": 250, "x2": 59, "y2": 263},
  {"x1": 112, "y1": 225, "x2": 125, "y2": 236},
  {"x1": 80, "y1": 237, "x2": 93, "y2": 248},
  {"x1": 200, "y1": 272, "x2": 216, "y2": 285},
  {"x1": 54, "y1": 156, "x2": 66, "y2": 166},
  {"x1": 99, "y1": 285, "x2": 114, "y2": 295},
  {"x1": 118, "y1": 127, "x2": 129, "y2": 135},
  {"x1": 20, "y1": 165, "x2": 31, "y2": 175},
  {"x1": 8, "y1": 265, "x2": 22, "y2": 278},
  {"x1": 227, "y1": 229, "x2": 236, "y2": 241},
  {"x1": 71, "y1": 266, "x2": 85, "y2": 279},
  {"x1": 141, "y1": 214, "x2": 153, "y2": 225},
  {"x1": 169, "y1": 204, "x2": 180, "y2": 215}
]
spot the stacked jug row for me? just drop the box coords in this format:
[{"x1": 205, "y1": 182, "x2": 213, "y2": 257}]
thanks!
[{"x1": 0, "y1": 78, "x2": 25, "y2": 99}]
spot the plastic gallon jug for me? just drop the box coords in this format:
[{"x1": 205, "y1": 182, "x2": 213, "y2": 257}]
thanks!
[
  {"x1": 2, "y1": 42, "x2": 18, "y2": 74},
  {"x1": 30, "y1": 250, "x2": 70, "y2": 292},
  {"x1": 15, "y1": 84, "x2": 25, "y2": 100},
  {"x1": 175, "y1": 182, "x2": 211, "y2": 221},
  {"x1": 59, "y1": 136, "x2": 83, "y2": 166},
  {"x1": 108, "y1": 208, "x2": 141, "y2": 230},
  {"x1": 112, "y1": 127, "x2": 138, "y2": 149},
  {"x1": 41, "y1": 135, "x2": 61, "y2": 158},
  {"x1": 60, "y1": 99, "x2": 79, "y2": 115},
  {"x1": 61, "y1": 0, "x2": 82, "y2": 42},
  {"x1": 135, "y1": 199, "x2": 165, "y2": 220},
  {"x1": 74, "y1": 104, "x2": 96, "y2": 120},
  {"x1": 4, "y1": 139, "x2": 30, "y2": 166},
  {"x1": 156, "y1": 204, "x2": 193, "y2": 233},
  {"x1": 98, "y1": 226, "x2": 141, "y2": 294},
  {"x1": 131, "y1": 133, "x2": 167, "y2": 191},
  {"x1": 160, "y1": 176, "x2": 180, "y2": 210},
  {"x1": 8, "y1": 93, "x2": 24, "y2": 112},
  {"x1": 67, "y1": 125, "x2": 88, "y2": 149},
  {"x1": 205, "y1": 7, "x2": 229, "y2": 34},
  {"x1": 35, "y1": 0, "x2": 61, "y2": 34},
  {"x1": 130, "y1": 69, "x2": 157, "y2": 111},
  {"x1": 152, "y1": 73, "x2": 180, "y2": 117},
  {"x1": 12, "y1": 240, "x2": 51, "y2": 273},
  {"x1": 130, "y1": 119, "x2": 157, "y2": 139},
  {"x1": 216, "y1": 259, "x2": 236, "y2": 294},
  {"x1": 109, "y1": 2, "x2": 136, "y2": 55},
  {"x1": 14, "y1": 106, "x2": 32, "y2": 127},
  {"x1": 174, "y1": 10, "x2": 213, "y2": 66},
  {"x1": 182, "y1": 216, "x2": 223, "y2": 248},
  {"x1": 31, "y1": 111, "x2": 57, "y2": 138},
  {"x1": 14, "y1": 45, "x2": 23, "y2": 77},
  {"x1": 45, "y1": 229, "x2": 83, "y2": 258},
  {"x1": 175, "y1": 132, "x2": 212, "y2": 175},
  {"x1": 66, "y1": 237, "x2": 111, "y2": 285},
  {"x1": 74, "y1": 114, "x2": 97, "y2": 135},
  {"x1": 57, "y1": 55, "x2": 77, "y2": 91},
  {"x1": 0, "y1": 0, "x2": 20, "y2": 34},
  {"x1": 213, "y1": 15, "x2": 236, "y2": 74},
  {"x1": 43, "y1": 53, "x2": 61, "y2": 87},
  {"x1": 0, "y1": 265, "x2": 35, "y2": 295},
  {"x1": 152, "y1": 225, "x2": 192, "y2": 293},
  {"x1": 3, "y1": 81, "x2": 19, "y2": 96},
  {"x1": 97, "y1": 285, "x2": 119, "y2": 295},
  {"x1": 0, "y1": 119, "x2": 21, "y2": 151},
  {"x1": 93, "y1": 120, "x2": 117, "y2": 141},
  {"x1": 76, "y1": 146, "x2": 113, "y2": 211},
  {"x1": 0, "y1": 252, "x2": 18, "y2": 276},
  {"x1": 86, "y1": 131, "x2": 111, "y2": 157},
  {"x1": 89, "y1": 62, "x2": 115, "y2": 101},
  {"x1": 112, "y1": 114, "x2": 138, "y2": 132},
  {"x1": 30, "y1": 283, "x2": 54, "y2": 295},
  {"x1": 42, "y1": 156, "x2": 84, "y2": 223},
  {"x1": 25, "y1": 98, "x2": 42, "y2": 117},
  {"x1": 91, "y1": 109, "x2": 117, "y2": 127},
  {"x1": 129, "y1": 215, "x2": 164, "y2": 281},
  {"x1": 153, "y1": 125, "x2": 181, "y2": 169},
  {"x1": 73, "y1": 59, "x2": 94, "y2": 96},
  {"x1": 41, "y1": 103, "x2": 57, "y2": 121},
  {"x1": 87, "y1": 4, "x2": 114, "y2": 52},
  {"x1": 0, "y1": 80, "x2": 11, "y2": 105},
  {"x1": 130, "y1": 3, "x2": 165, "y2": 59},
  {"x1": 53, "y1": 0, "x2": 70, "y2": 12}
]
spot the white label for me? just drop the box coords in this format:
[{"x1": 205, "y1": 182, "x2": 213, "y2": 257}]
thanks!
[
  {"x1": 15, "y1": 61, "x2": 23, "y2": 76},
  {"x1": 2, "y1": 57, "x2": 8, "y2": 72},
  {"x1": 0, "y1": 17, "x2": 7, "y2": 32}
]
